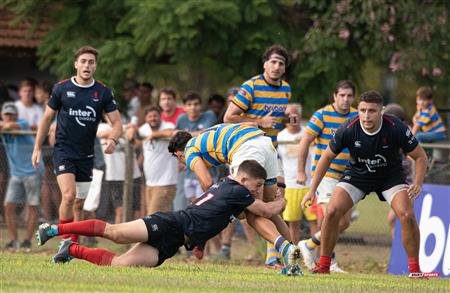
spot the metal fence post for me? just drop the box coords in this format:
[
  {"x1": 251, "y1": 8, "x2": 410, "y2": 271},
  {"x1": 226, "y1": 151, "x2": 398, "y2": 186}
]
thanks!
[{"x1": 122, "y1": 140, "x2": 134, "y2": 222}]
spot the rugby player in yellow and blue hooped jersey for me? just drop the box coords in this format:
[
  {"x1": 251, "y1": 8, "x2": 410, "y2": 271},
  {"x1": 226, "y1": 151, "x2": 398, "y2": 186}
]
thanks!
[
  {"x1": 224, "y1": 44, "x2": 294, "y2": 148},
  {"x1": 168, "y1": 123, "x2": 300, "y2": 269},
  {"x1": 412, "y1": 86, "x2": 447, "y2": 142},
  {"x1": 296, "y1": 80, "x2": 357, "y2": 273},
  {"x1": 223, "y1": 44, "x2": 296, "y2": 268}
]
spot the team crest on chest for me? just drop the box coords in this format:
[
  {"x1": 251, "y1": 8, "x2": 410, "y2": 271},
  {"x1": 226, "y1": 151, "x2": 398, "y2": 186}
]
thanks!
[{"x1": 92, "y1": 91, "x2": 100, "y2": 102}]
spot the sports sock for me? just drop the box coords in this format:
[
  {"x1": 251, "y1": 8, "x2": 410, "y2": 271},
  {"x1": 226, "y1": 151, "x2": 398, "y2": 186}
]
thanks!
[
  {"x1": 407, "y1": 256, "x2": 421, "y2": 273},
  {"x1": 69, "y1": 244, "x2": 115, "y2": 266},
  {"x1": 220, "y1": 244, "x2": 231, "y2": 255},
  {"x1": 59, "y1": 217, "x2": 74, "y2": 240},
  {"x1": 265, "y1": 242, "x2": 280, "y2": 265},
  {"x1": 306, "y1": 232, "x2": 321, "y2": 250},
  {"x1": 58, "y1": 219, "x2": 107, "y2": 237},
  {"x1": 274, "y1": 236, "x2": 291, "y2": 259},
  {"x1": 316, "y1": 255, "x2": 332, "y2": 271}
]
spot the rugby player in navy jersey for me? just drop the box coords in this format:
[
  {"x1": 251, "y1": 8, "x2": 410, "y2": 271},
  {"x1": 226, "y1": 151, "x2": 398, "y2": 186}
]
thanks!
[
  {"x1": 301, "y1": 91, "x2": 427, "y2": 275},
  {"x1": 37, "y1": 160, "x2": 303, "y2": 276},
  {"x1": 32, "y1": 46, "x2": 122, "y2": 255}
]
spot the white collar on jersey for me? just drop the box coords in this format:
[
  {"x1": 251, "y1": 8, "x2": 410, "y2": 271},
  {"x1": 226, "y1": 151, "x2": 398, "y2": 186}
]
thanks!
[
  {"x1": 71, "y1": 76, "x2": 95, "y2": 88},
  {"x1": 360, "y1": 118, "x2": 383, "y2": 136}
]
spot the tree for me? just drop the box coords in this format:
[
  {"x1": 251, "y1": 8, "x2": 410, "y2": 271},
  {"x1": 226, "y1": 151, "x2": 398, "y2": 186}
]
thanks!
[{"x1": 2, "y1": 0, "x2": 449, "y2": 114}]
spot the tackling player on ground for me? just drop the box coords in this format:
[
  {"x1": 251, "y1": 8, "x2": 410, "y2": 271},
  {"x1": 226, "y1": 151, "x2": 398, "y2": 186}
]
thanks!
[
  {"x1": 37, "y1": 160, "x2": 302, "y2": 276},
  {"x1": 301, "y1": 90, "x2": 427, "y2": 275}
]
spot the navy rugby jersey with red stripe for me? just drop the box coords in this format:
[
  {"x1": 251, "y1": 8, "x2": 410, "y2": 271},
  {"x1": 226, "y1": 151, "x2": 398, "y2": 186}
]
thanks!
[
  {"x1": 48, "y1": 77, "x2": 118, "y2": 160},
  {"x1": 329, "y1": 114, "x2": 418, "y2": 179}
]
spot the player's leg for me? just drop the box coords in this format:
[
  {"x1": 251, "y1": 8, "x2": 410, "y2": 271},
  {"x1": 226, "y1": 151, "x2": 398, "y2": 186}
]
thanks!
[
  {"x1": 111, "y1": 242, "x2": 159, "y2": 266},
  {"x1": 283, "y1": 188, "x2": 303, "y2": 244},
  {"x1": 386, "y1": 187, "x2": 421, "y2": 273},
  {"x1": 314, "y1": 185, "x2": 354, "y2": 273},
  {"x1": 37, "y1": 218, "x2": 148, "y2": 246},
  {"x1": 56, "y1": 173, "x2": 77, "y2": 224},
  {"x1": 246, "y1": 212, "x2": 302, "y2": 274},
  {"x1": 4, "y1": 176, "x2": 23, "y2": 249}
]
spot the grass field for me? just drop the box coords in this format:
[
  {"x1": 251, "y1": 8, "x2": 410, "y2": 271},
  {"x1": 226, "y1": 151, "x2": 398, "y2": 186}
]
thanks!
[{"x1": 1, "y1": 253, "x2": 448, "y2": 292}]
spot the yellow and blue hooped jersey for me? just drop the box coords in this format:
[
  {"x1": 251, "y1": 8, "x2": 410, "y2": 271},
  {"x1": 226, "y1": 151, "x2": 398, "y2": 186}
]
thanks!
[
  {"x1": 306, "y1": 104, "x2": 357, "y2": 179},
  {"x1": 232, "y1": 74, "x2": 291, "y2": 147},
  {"x1": 414, "y1": 104, "x2": 446, "y2": 135},
  {"x1": 184, "y1": 123, "x2": 265, "y2": 170}
]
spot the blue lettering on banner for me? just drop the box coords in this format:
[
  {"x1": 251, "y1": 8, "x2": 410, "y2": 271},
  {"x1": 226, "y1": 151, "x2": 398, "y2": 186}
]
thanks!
[{"x1": 388, "y1": 184, "x2": 450, "y2": 277}]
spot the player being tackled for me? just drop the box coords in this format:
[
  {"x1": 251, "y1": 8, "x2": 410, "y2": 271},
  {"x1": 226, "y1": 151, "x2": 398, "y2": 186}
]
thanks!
[{"x1": 37, "y1": 160, "x2": 303, "y2": 276}]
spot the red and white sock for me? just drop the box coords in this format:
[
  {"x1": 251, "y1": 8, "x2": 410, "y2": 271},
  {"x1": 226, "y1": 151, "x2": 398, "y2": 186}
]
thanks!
[
  {"x1": 316, "y1": 255, "x2": 331, "y2": 272},
  {"x1": 69, "y1": 244, "x2": 115, "y2": 266}
]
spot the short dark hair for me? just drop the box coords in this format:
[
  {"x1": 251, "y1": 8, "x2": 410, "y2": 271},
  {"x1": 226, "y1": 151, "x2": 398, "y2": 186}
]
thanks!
[
  {"x1": 168, "y1": 131, "x2": 193, "y2": 155},
  {"x1": 416, "y1": 86, "x2": 433, "y2": 100},
  {"x1": 183, "y1": 91, "x2": 201, "y2": 104},
  {"x1": 74, "y1": 46, "x2": 98, "y2": 61},
  {"x1": 19, "y1": 79, "x2": 35, "y2": 90},
  {"x1": 140, "y1": 82, "x2": 154, "y2": 91},
  {"x1": 158, "y1": 87, "x2": 177, "y2": 101},
  {"x1": 237, "y1": 160, "x2": 267, "y2": 180},
  {"x1": 123, "y1": 79, "x2": 138, "y2": 91},
  {"x1": 262, "y1": 44, "x2": 290, "y2": 66},
  {"x1": 36, "y1": 80, "x2": 53, "y2": 95},
  {"x1": 384, "y1": 103, "x2": 406, "y2": 121},
  {"x1": 334, "y1": 80, "x2": 356, "y2": 95},
  {"x1": 208, "y1": 94, "x2": 225, "y2": 106},
  {"x1": 144, "y1": 105, "x2": 161, "y2": 116},
  {"x1": 359, "y1": 90, "x2": 384, "y2": 105}
]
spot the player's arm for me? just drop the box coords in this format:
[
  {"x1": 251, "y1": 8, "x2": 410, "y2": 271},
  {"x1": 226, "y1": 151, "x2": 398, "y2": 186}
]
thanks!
[
  {"x1": 32, "y1": 105, "x2": 57, "y2": 169},
  {"x1": 297, "y1": 131, "x2": 316, "y2": 184},
  {"x1": 405, "y1": 145, "x2": 427, "y2": 199},
  {"x1": 104, "y1": 110, "x2": 122, "y2": 154},
  {"x1": 191, "y1": 159, "x2": 213, "y2": 191},
  {"x1": 245, "y1": 197, "x2": 286, "y2": 219},
  {"x1": 301, "y1": 147, "x2": 337, "y2": 209},
  {"x1": 224, "y1": 103, "x2": 276, "y2": 128}
]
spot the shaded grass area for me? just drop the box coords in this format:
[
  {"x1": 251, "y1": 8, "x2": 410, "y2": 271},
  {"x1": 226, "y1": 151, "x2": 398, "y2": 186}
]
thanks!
[{"x1": 1, "y1": 253, "x2": 448, "y2": 292}]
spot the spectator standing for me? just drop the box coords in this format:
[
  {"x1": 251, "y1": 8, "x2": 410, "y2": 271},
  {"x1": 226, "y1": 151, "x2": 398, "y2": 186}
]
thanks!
[
  {"x1": 206, "y1": 94, "x2": 226, "y2": 122},
  {"x1": 158, "y1": 88, "x2": 185, "y2": 125},
  {"x1": 97, "y1": 117, "x2": 141, "y2": 223},
  {"x1": 135, "y1": 82, "x2": 154, "y2": 125},
  {"x1": 122, "y1": 79, "x2": 140, "y2": 122},
  {"x1": 135, "y1": 106, "x2": 178, "y2": 214},
  {"x1": 175, "y1": 91, "x2": 216, "y2": 207},
  {"x1": 1, "y1": 102, "x2": 43, "y2": 251},
  {"x1": 15, "y1": 79, "x2": 43, "y2": 130}
]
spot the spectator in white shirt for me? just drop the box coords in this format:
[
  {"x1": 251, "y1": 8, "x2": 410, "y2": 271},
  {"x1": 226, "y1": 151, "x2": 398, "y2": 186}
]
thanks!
[{"x1": 14, "y1": 80, "x2": 43, "y2": 130}]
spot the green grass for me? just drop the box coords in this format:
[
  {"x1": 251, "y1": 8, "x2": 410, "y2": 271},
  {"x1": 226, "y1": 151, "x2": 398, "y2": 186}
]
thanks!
[{"x1": 1, "y1": 253, "x2": 448, "y2": 292}]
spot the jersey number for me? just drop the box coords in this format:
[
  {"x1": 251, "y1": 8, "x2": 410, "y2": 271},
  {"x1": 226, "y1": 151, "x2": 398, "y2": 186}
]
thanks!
[{"x1": 195, "y1": 193, "x2": 214, "y2": 206}]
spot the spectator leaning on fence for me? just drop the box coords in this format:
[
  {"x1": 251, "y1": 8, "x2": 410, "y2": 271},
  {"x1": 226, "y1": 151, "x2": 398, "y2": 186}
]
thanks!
[
  {"x1": 1, "y1": 102, "x2": 43, "y2": 252},
  {"x1": 31, "y1": 46, "x2": 122, "y2": 262},
  {"x1": 412, "y1": 86, "x2": 447, "y2": 142}
]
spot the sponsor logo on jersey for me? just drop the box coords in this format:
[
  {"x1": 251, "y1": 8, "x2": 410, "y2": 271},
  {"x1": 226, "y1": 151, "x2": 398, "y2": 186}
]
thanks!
[
  {"x1": 238, "y1": 89, "x2": 247, "y2": 96},
  {"x1": 58, "y1": 165, "x2": 65, "y2": 171},
  {"x1": 354, "y1": 141, "x2": 361, "y2": 148},
  {"x1": 263, "y1": 105, "x2": 287, "y2": 113},
  {"x1": 357, "y1": 154, "x2": 387, "y2": 172},
  {"x1": 151, "y1": 224, "x2": 158, "y2": 231},
  {"x1": 66, "y1": 91, "x2": 76, "y2": 98},
  {"x1": 69, "y1": 106, "x2": 97, "y2": 127}
]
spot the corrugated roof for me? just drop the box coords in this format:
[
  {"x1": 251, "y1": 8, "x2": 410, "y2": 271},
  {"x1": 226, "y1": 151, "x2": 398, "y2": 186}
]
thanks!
[{"x1": 0, "y1": 9, "x2": 50, "y2": 48}]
